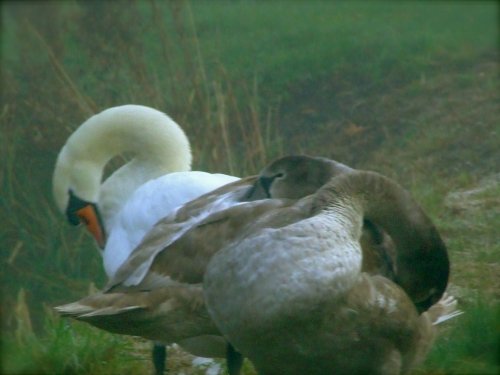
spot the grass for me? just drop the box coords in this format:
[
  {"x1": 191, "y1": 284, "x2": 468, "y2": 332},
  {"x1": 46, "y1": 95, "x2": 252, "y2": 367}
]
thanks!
[
  {"x1": 1, "y1": 1, "x2": 498, "y2": 374},
  {"x1": 189, "y1": 1, "x2": 497, "y2": 96},
  {"x1": 3, "y1": 289, "x2": 155, "y2": 375},
  {"x1": 417, "y1": 300, "x2": 499, "y2": 375}
]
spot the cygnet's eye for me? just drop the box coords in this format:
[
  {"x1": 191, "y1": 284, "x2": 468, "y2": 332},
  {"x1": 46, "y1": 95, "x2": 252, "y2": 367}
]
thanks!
[{"x1": 258, "y1": 172, "x2": 285, "y2": 198}]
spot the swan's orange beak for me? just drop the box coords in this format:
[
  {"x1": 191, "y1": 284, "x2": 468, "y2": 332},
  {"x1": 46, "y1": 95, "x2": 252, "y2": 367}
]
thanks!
[{"x1": 76, "y1": 205, "x2": 106, "y2": 249}]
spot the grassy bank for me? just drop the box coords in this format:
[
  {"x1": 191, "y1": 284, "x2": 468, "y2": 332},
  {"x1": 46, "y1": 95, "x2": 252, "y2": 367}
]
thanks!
[{"x1": 1, "y1": 1, "x2": 498, "y2": 374}]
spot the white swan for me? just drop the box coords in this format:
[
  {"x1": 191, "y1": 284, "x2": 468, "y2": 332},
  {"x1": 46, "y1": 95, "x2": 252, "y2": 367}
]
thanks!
[
  {"x1": 52, "y1": 105, "x2": 239, "y2": 373},
  {"x1": 52, "y1": 104, "x2": 238, "y2": 277}
]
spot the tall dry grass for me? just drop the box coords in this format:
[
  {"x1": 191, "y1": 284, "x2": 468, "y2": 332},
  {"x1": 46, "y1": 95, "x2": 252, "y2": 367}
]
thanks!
[
  {"x1": 1, "y1": 0, "x2": 281, "y2": 338},
  {"x1": 2, "y1": 2, "x2": 282, "y2": 372}
]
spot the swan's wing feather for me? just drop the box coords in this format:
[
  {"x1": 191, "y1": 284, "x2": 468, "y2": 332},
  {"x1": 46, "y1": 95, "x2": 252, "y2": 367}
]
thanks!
[
  {"x1": 106, "y1": 177, "x2": 260, "y2": 289},
  {"x1": 103, "y1": 172, "x2": 241, "y2": 277},
  {"x1": 55, "y1": 286, "x2": 218, "y2": 344},
  {"x1": 147, "y1": 197, "x2": 309, "y2": 286}
]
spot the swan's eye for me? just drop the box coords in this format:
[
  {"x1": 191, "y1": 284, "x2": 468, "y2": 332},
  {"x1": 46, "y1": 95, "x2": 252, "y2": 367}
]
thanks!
[{"x1": 275, "y1": 172, "x2": 284, "y2": 179}]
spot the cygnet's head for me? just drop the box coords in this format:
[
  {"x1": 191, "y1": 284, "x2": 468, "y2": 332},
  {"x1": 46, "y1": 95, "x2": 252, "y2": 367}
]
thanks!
[{"x1": 247, "y1": 155, "x2": 353, "y2": 200}]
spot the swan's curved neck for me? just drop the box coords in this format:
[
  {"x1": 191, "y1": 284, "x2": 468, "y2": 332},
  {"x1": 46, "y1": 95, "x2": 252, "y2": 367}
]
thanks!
[
  {"x1": 53, "y1": 105, "x2": 192, "y2": 228},
  {"x1": 316, "y1": 171, "x2": 449, "y2": 309}
]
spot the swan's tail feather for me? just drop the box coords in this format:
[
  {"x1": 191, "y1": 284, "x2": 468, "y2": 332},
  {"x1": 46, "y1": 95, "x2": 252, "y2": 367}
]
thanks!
[
  {"x1": 54, "y1": 291, "x2": 155, "y2": 339},
  {"x1": 56, "y1": 303, "x2": 144, "y2": 318},
  {"x1": 427, "y1": 292, "x2": 464, "y2": 326},
  {"x1": 409, "y1": 291, "x2": 463, "y2": 371},
  {"x1": 55, "y1": 293, "x2": 146, "y2": 319},
  {"x1": 55, "y1": 301, "x2": 96, "y2": 317}
]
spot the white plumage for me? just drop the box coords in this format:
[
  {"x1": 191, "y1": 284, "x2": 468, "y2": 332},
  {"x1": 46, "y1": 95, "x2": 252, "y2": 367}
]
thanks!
[{"x1": 103, "y1": 170, "x2": 237, "y2": 277}]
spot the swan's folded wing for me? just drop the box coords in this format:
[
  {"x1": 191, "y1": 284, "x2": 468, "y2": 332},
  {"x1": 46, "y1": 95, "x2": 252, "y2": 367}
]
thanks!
[
  {"x1": 107, "y1": 176, "x2": 311, "y2": 291},
  {"x1": 106, "y1": 177, "x2": 257, "y2": 289},
  {"x1": 55, "y1": 285, "x2": 219, "y2": 343},
  {"x1": 110, "y1": 194, "x2": 314, "y2": 292},
  {"x1": 146, "y1": 195, "x2": 313, "y2": 285}
]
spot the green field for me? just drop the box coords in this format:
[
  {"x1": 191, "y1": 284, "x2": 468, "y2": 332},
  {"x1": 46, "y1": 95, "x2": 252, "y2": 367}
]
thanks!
[{"x1": 1, "y1": 1, "x2": 498, "y2": 374}]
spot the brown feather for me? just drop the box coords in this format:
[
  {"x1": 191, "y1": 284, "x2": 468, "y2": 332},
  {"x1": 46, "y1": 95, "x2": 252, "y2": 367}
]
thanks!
[{"x1": 56, "y1": 155, "x2": 452, "y2": 371}]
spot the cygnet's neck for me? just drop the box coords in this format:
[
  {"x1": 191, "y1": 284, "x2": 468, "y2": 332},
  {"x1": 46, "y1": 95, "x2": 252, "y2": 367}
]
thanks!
[{"x1": 315, "y1": 171, "x2": 449, "y2": 309}]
